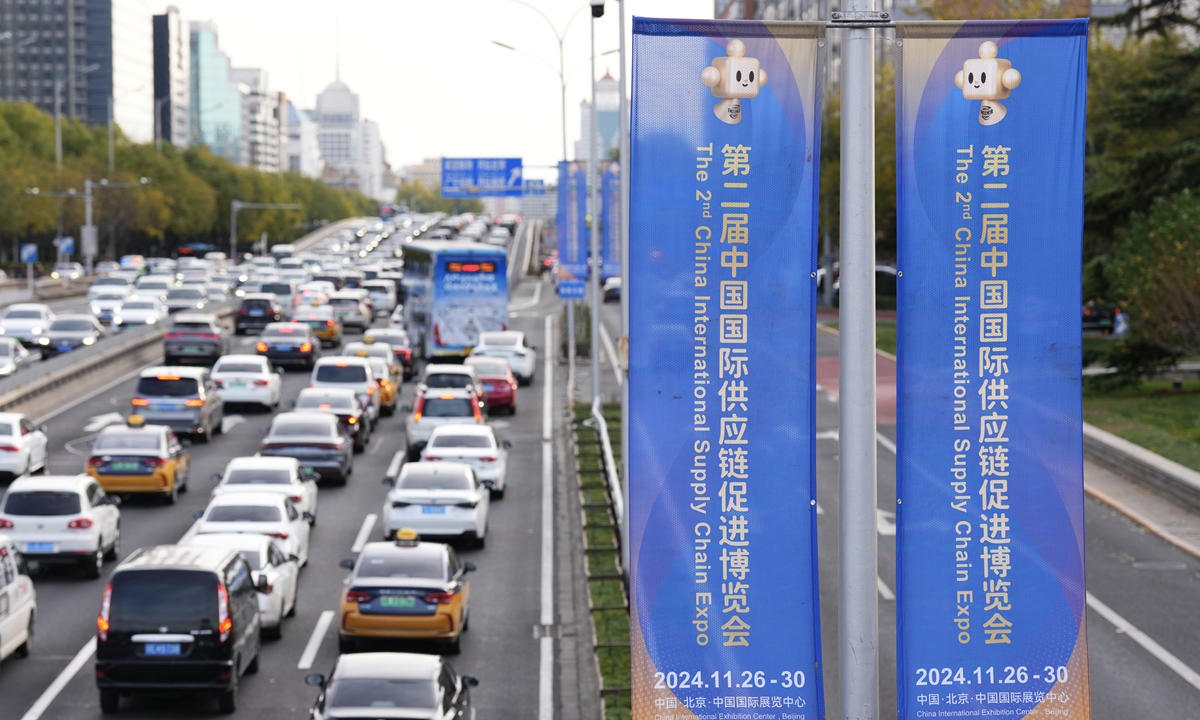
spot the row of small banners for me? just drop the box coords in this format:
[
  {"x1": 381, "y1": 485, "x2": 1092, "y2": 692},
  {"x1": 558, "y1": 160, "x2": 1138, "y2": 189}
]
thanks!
[
  {"x1": 555, "y1": 161, "x2": 623, "y2": 299},
  {"x1": 624, "y1": 18, "x2": 1090, "y2": 720}
]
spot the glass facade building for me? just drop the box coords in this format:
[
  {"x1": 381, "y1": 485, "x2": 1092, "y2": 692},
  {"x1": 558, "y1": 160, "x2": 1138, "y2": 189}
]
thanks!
[{"x1": 189, "y1": 20, "x2": 244, "y2": 164}]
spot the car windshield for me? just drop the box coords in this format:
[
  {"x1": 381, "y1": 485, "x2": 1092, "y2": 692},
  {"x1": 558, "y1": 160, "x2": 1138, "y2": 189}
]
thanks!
[
  {"x1": 420, "y1": 398, "x2": 475, "y2": 418},
  {"x1": 95, "y1": 433, "x2": 162, "y2": 451},
  {"x1": 214, "y1": 363, "x2": 263, "y2": 374},
  {"x1": 139, "y1": 281, "x2": 169, "y2": 290},
  {"x1": 136, "y1": 377, "x2": 200, "y2": 397},
  {"x1": 470, "y1": 361, "x2": 508, "y2": 375},
  {"x1": 3, "y1": 491, "x2": 81, "y2": 516},
  {"x1": 4, "y1": 310, "x2": 41, "y2": 320},
  {"x1": 206, "y1": 505, "x2": 281, "y2": 522},
  {"x1": 296, "y1": 396, "x2": 356, "y2": 410},
  {"x1": 355, "y1": 553, "x2": 445, "y2": 579},
  {"x1": 424, "y1": 374, "x2": 471, "y2": 389},
  {"x1": 272, "y1": 420, "x2": 335, "y2": 437},
  {"x1": 400, "y1": 472, "x2": 472, "y2": 490},
  {"x1": 482, "y1": 333, "x2": 519, "y2": 346},
  {"x1": 316, "y1": 365, "x2": 368, "y2": 383},
  {"x1": 49, "y1": 320, "x2": 94, "y2": 332},
  {"x1": 122, "y1": 302, "x2": 156, "y2": 310},
  {"x1": 110, "y1": 570, "x2": 217, "y2": 629},
  {"x1": 261, "y1": 283, "x2": 292, "y2": 295},
  {"x1": 167, "y1": 289, "x2": 204, "y2": 299},
  {"x1": 224, "y1": 468, "x2": 291, "y2": 485},
  {"x1": 326, "y1": 679, "x2": 436, "y2": 710},
  {"x1": 430, "y1": 435, "x2": 493, "y2": 449}
]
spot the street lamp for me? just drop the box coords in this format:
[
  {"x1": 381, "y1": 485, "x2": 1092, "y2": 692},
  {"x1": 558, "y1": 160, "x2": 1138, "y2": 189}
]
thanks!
[{"x1": 27, "y1": 177, "x2": 152, "y2": 273}]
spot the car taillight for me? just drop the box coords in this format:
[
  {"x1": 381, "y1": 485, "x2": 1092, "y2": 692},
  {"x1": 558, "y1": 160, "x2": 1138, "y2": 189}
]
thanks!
[
  {"x1": 315, "y1": 443, "x2": 342, "y2": 450},
  {"x1": 98, "y1": 582, "x2": 113, "y2": 641},
  {"x1": 347, "y1": 416, "x2": 357, "y2": 425},
  {"x1": 256, "y1": 342, "x2": 268, "y2": 352},
  {"x1": 164, "y1": 332, "x2": 182, "y2": 339},
  {"x1": 87, "y1": 456, "x2": 103, "y2": 467},
  {"x1": 0, "y1": 444, "x2": 19, "y2": 452},
  {"x1": 200, "y1": 333, "x2": 219, "y2": 340},
  {"x1": 300, "y1": 342, "x2": 313, "y2": 352},
  {"x1": 413, "y1": 396, "x2": 424, "y2": 422},
  {"x1": 143, "y1": 458, "x2": 166, "y2": 467},
  {"x1": 376, "y1": 379, "x2": 384, "y2": 386},
  {"x1": 68, "y1": 518, "x2": 94, "y2": 529},
  {"x1": 479, "y1": 456, "x2": 497, "y2": 462},
  {"x1": 289, "y1": 495, "x2": 303, "y2": 503},
  {"x1": 391, "y1": 501, "x2": 411, "y2": 508},
  {"x1": 473, "y1": 404, "x2": 482, "y2": 422},
  {"x1": 326, "y1": 320, "x2": 335, "y2": 327},
  {"x1": 1084, "y1": 309, "x2": 1091, "y2": 316},
  {"x1": 0, "y1": 518, "x2": 13, "y2": 529},
  {"x1": 345, "y1": 589, "x2": 373, "y2": 603},
  {"x1": 424, "y1": 590, "x2": 456, "y2": 605},
  {"x1": 266, "y1": 532, "x2": 289, "y2": 540},
  {"x1": 261, "y1": 443, "x2": 284, "y2": 450},
  {"x1": 455, "y1": 501, "x2": 478, "y2": 509},
  {"x1": 366, "y1": 386, "x2": 375, "y2": 395},
  {"x1": 214, "y1": 379, "x2": 224, "y2": 388},
  {"x1": 131, "y1": 398, "x2": 149, "y2": 406},
  {"x1": 253, "y1": 379, "x2": 269, "y2": 386},
  {"x1": 424, "y1": 455, "x2": 442, "y2": 461},
  {"x1": 237, "y1": 308, "x2": 249, "y2": 315},
  {"x1": 217, "y1": 584, "x2": 232, "y2": 641},
  {"x1": 184, "y1": 399, "x2": 204, "y2": 407}
]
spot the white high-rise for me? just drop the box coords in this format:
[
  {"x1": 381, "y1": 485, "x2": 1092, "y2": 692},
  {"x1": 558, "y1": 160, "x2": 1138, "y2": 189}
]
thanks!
[{"x1": 315, "y1": 77, "x2": 384, "y2": 198}]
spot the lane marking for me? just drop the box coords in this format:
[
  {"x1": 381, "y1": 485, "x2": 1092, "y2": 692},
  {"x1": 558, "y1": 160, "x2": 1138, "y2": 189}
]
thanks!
[
  {"x1": 876, "y1": 577, "x2": 896, "y2": 601},
  {"x1": 876, "y1": 509, "x2": 897, "y2": 536},
  {"x1": 36, "y1": 360, "x2": 160, "y2": 424},
  {"x1": 816, "y1": 429, "x2": 839, "y2": 441},
  {"x1": 508, "y1": 282, "x2": 543, "y2": 312},
  {"x1": 1087, "y1": 591, "x2": 1200, "y2": 692},
  {"x1": 538, "y1": 313, "x2": 554, "y2": 720},
  {"x1": 220, "y1": 414, "x2": 246, "y2": 434},
  {"x1": 19, "y1": 637, "x2": 96, "y2": 720},
  {"x1": 598, "y1": 321, "x2": 623, "y2": 388},
  {"x1": 368, "y1": 436, "x2": 383, "y2": 455},
  {"x1": 83, "y1": 412, "x2": 125, "y2": 432},
  {"x1": 297, "y1": 610, "x2": 336, "y2": 671},
  {"x1": 876, "y1": 431, "x2": 897, "y2": 455},
  {"x1": 352, "y1": 514, "x2": 378, "y2": 552}
]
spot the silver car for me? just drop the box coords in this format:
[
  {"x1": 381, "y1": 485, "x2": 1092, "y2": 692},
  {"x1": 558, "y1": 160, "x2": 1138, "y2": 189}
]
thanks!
[{"x1": 112, "y1": 297, "x2": 169, "y2": 329}]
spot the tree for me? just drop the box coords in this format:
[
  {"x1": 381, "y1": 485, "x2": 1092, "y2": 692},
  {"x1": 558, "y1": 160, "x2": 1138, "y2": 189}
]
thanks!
[{"x1": 395, "y1": 182, "x2": 484, "y2": 215}]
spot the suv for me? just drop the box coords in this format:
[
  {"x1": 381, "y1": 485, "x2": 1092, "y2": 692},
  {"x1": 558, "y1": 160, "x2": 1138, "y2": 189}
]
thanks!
[
  {"x1": 419, "y1": 364, "x2": 485, "y2": 413},
  {"x1": 95, "y1": 544, "x2": 266, "y2": 713},
  {"x1": 132, "y1": 367, "x2": 226, "y2": 443},
  {"x1": 310, "y1": 357, "x2": 380, "y2": 422},
  {"x1": 404, "y1": 388, "x2": 483, "y2": 460},
  {"x1": 328, "y1": 291, "x2": 371, "y2": 332},
  {"x1": 163, "y1": 313, "x2": 230, "y2": 366},
  {"x1": 234, "y1": 293, "x2": 287, "y2": 334}
]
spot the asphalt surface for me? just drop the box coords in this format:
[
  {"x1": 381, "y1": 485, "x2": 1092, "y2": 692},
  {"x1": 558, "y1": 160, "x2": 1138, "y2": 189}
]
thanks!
[{"x1": 0, "y1": 226, "x2": 561, "y2": 719}]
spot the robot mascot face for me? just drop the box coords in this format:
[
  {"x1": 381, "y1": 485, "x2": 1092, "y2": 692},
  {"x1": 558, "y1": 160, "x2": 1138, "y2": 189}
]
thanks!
[
  {"x1": 701, "y1": 39, "x2": 768, "y2": 125},
  {"x1": 955, "y1": 41, "x2": 1022, "y2": 126}
]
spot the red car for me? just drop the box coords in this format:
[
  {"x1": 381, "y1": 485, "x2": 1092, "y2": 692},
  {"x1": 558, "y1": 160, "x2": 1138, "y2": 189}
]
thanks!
[{"x1": 466, "y1": 356, "x2": 518, "y2": 414}]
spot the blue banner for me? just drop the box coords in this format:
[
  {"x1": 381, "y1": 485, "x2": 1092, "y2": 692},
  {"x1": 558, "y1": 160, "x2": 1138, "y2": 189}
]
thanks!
[
  {"x1": 556, "y1": 161, "x2": 589, "y2": 296},
  {"x1": 441, "y1": 157, "x2": 523, "y2": 197},
  {"x1": 630, "y1": 19, "x2": 824, "y2": 719},
  {"x1": 601, "y1": 161, "x2": 622, "y2": 281},
  {"x1": 895, "y1": 20, "x2": 1090, "y2": 720}
]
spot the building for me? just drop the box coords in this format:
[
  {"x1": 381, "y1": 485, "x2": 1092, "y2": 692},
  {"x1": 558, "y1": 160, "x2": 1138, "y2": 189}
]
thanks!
[
  {"x1": 574, "y1": 71, "x2": 620, "y2": 165},
  {"x1": 189, "y1": 21, "x2": 245, "y2": 164},
  {"x1": 715, "y1": 0, "x2": 757, "y2": 17},
  {"x1": 405, "y1": 158, "x2": 442, "y2": 190},
  {"x1": 283, "y1": 102, "x2": 324, "y2": 177},
  {"x1": 315, "y1": 77, "x2": 385, "y2": 198},
  {"x1": 153, "y1": 5, "x2": 189, "y2": 149},
  {"x1": 0, "y1": 0, "x2": 153, "y2": 142},
  {"x1": 230, "y1": 68, "x2": 280, "y2": 173}
]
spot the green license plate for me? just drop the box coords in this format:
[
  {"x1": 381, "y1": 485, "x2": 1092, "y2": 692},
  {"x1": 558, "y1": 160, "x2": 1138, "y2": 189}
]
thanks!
[
  {"x1": 112, "y1": 461, "x2": 140, "y2": 472},
  {"x1": 181, "y1": 346, "x2": 204, "y2": 354},
  {"x1": 380, "y1": 596, "x2": 417, "y2": 608}
]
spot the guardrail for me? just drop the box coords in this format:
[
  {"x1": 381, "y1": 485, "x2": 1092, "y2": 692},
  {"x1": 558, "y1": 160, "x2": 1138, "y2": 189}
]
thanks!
[{"x1": 591, "y1": 396, "x2": 626, "y2": 541}]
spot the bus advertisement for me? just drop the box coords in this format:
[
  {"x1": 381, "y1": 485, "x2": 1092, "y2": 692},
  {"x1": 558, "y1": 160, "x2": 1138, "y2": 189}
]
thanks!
[{"x1": 402, "y1": 241, "x2": 508, "y2": 358}]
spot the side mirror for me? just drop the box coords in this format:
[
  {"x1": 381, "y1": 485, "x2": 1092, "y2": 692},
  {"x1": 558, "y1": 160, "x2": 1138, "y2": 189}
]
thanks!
[
  {"x1": 339, "y1": 558, "x2": 355, "y2": 570},
  {"x1": 462, "y1": 675, "x2": 480, "y2": 688},
  {"x1": 192, "y1": 510, "x2": 204, "y2": 519},
  {"x1": 381, "y1": 477, "x2": 395, "y2": 487},
  {"x1": 181, "y1": 439, "x2": 192, "y2": 448},
  {"x1": 286, "y1": 400, "x2": 296, "y2": 409},
  {"x1": 109, "y1": 495, "x2": 122, "y2": 506},
  {"x1": 303, "y1": 468, "x2": 320, "y2": 482},
  {"x1": 289, "y1": 554, "x2": 300, "y2": 564},
  {"x1": 275, "y1": 367, "x2": 285, "y2": 375},
  {"x1": 502, "y1": 440, "x2": 513, "y2": 449},
  {"x1": 255, "y1": 574, "x2": 271, "y2": 593},
  {"x1": 464, "y1": 562, "x2": 477, "y2": 573},
  {"x1": 304, "y1": 673, "x2": 326, "y2": 688},
  {"x1": 211, "y1": 473, "x2": 222, "y2": 483},
  {"x1": 528, "y1": 344, "x2": 537, "y2": 351},
  {"x1": 302, "y1": 511, "x2": 314, "y2": 521}
]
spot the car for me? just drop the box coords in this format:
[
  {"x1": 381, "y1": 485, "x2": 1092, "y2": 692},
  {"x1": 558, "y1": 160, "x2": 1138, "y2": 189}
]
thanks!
[
  {"x1": 363, "y1": 328, "x2": 414, "y2": 379},
  {"x1": 255, "y1": 322, "x2": 319, "y2": 368},
  {"x1": 293, "y1": 304, "x2": 343, "y2": 348},
  {"x1": 211, "y1": 355, "x2": 283, "y2": 410},
  {"x1": 0, "y1": 474, "x2": 121, "y2": 578},
  {"x1": 418, "y1": 364, "x2": 486, "y2": 412},
  {"x1": 310, "y1": 356, "x2": 381, "y2": 422},
  {"x1": 94, "y1": 544, "x2": 265, "y2": 713},
  {"x1": 89, "y1": 286, "x2": 131, "y2": 324},
  {"x1": 361, "y1": 280, "x2": 397, "y2": 315},
  {"x1": 421, "y1": 424, "x2": 511, "y2": 498},
  {"x1": 133, "y1": 274, "x2": 177, "y2": 301},
  {"x1": 0, "y1": 304, "x2": 54, "y2": 346},
  {"x1": 36, "y1": 313, "x2": 106, "y2": 356},
  {"x1": 0, "y1": 413, "x2": 48, "y2": 481},
  {"x1": 0, "y1": 534, "x2": 36, "y2": 664},
  {"x1": 304, "y1": 652, "x2": 479, "y2": 719},
  {"x1": 259, "y1": 280, "x2": 299, "y2": 309},
  {"x1": 95, "y1": 260, "x2": 121, "y2": 274},
  {"x1": 163, "y1": 313, "x2": 231, "y2": 366},
  {"x1": 234, "y1": 279, "x2": 264, "y2": 298},
  {"x1": 233, "y1": 293, "x2": 287, "y2": 334},
  {"x1": 471, "y1": 331, "x2": 537, "y2": 385},
  {"x1": 88, "y1": 275, "x2": 133, "y2": 299},
  {"x1": 85, "y1": 417, "x2": 191, "y2": 503},
  {"x1": 293, "y1": 388, "x2": 371, "y2": 453},
  {"x1": 603, "y1": 276, "x2": 622, "y2": 302},
  {"x1": 328, "y1": 290, "x2": 372, "y2": 331},
  {"x1": 259, "y1": 412, "x2": 354, "y2": 485},
  {"x1": 131, "y1": 366, "x2": 226, "y2": 443},
  {"x1": 336, "y1": 532, "x2": 476, "y2": 653},
  {"x1": 0, "y1": 338, "x2": 39, "y2": 377},
  {"x1": 1083, "y1": 301, "x2": 1119, "y2": 334},
  {"x1": 365, "y1": 357, "x2": 400, "y2": 417},
  {"x1": 182, "y1": 534, "x2": 298, "y2": 639},
  {"x1": 164, "y1": 286, "x2": 209, "y2": 313},
  {"x1": 50, "y1": 261, "x2": 85, "y2": 280},
  {"x1": 204, "y1": 282, "x2": 230, "y2": 303},
  {"x1": 210, "y1": 456, "x2": 319, "y2": 526},
  {"x1": 191, "y1": 491, "x2": 311, "y2": 568},
  {"x1": 465, "y1": 355, "x2": 519, "y2": 414},
  {"x1": 111, "y1": 296, "x2": 169, "y2": 329},
  {"x1": 404, "y1": 389, "x2": 484, "y2": 461}
]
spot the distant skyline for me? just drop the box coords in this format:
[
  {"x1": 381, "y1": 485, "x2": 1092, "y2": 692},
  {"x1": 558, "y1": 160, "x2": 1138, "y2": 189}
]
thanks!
[{"x1": 150, "y1": 0, "x2": 713, "y2": 183}]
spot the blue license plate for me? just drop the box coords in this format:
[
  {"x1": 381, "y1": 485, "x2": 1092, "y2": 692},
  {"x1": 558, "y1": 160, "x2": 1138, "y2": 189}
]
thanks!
[
  {"x1": 25, "y1": 542, "x2": 54, "y2": 553},
  {"x1": 274, "y1": 345, "x2": 293, "y2": 352},
  {"x1": 144, "y1": 643, "x2": 181, "y2": 656},
  {"x1": 421, "y1": 505, "x2": 446, "y2": 514},
  {"x1": 249, "y1": 309, "x2": 264, "y2": 316},
  {"x1": 58, "y1": 344, "x2": 73, "y2": 352},
  {"x1": 154, "y1": 403, "x2": 182, "y2": 411}
]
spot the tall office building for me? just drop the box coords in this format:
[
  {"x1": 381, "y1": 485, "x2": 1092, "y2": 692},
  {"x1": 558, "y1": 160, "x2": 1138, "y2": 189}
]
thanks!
[
  {"x1": 230, "y1": 67, "x2": 280, "y2": 173},
  {"x1": 315, "y1": 77, "x2": 384, "y2": 198},
  {"x1": 283, "y1": 102, "x2": 324, "y2": 178},
  {"x1": 189, "y1": 21, "x2": 244, "y2": 164},
  {"x1": 574, "y1": 71, "x2": 620, "y2": 165},
  {"x1": 153, "y1": 5, "x2": 189, "y2": 149}
]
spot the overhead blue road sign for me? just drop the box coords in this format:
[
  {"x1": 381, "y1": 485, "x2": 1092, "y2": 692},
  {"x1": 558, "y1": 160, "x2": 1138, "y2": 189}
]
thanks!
[
  {"x1": 56, "y1": 237, "x2": 74, "y2": 255},
  {"x1": 524, "y1": 178, "x2": 546, "y2": 195},
  {"x1": 557, "y1": 278, "x2": 585, "y2": 299},
  {"x1": 441, "y1": 158, "x2": 523, "y2": 198},
  {"x1": 20, "y1": 244, "x2": 37, "y2": 264}
]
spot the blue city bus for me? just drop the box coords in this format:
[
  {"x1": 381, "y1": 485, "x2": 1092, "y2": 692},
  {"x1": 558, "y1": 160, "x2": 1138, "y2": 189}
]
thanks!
[{"x1": 401, "y1": 241, "x2": 508, "y2": 359}]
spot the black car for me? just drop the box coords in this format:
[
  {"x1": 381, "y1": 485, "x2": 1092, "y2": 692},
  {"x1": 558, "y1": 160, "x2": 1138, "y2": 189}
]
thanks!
[
  {"x1": 293, "y1": 387, "x2": 371, "y2": 452},
  {"x1": 95, "y1": 544, "x2": 266, "y2": 713},
  {"x1": 36, "y1": 314, "x2": 106, "y2": 357},
  {"x1": 259, "y1": 412, "x2": 353, "y2": 485},
  {"x1": 164, "y1": 314, "x2": 231, "y2": 366},
  {"x1": 305, "y1": 653, "x2": 477, "y2": 720},
  {"x1": 1083, "y1": 302, "x2": 1118, "y2": 334},
  {"x1": 255, "y1": 322, "x2": 319, "y2": 368},
  {"x1": 234, "y1": 293, "x2": 287, "y2": 334}
]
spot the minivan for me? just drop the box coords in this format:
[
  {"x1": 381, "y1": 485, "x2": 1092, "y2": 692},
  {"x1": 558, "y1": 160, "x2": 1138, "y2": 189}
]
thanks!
[{"x1": 95, "y1": 544, "x2": 266, "y2": 713}]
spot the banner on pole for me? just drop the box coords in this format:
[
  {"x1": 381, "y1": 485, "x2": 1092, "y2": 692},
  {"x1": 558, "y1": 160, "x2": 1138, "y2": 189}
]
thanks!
[
  {"x1": 894, "y1": 19, "x2": 1090, "y2": 720},
  {"x1": 630, "y1": 18, "x2": 825, "y2": 719},
  {"x1": 601, "y1": 161, "x2": 622, "y2": 281},
  {"x1": 556, "y1": 161, "x2": 588, "y2": 296}
]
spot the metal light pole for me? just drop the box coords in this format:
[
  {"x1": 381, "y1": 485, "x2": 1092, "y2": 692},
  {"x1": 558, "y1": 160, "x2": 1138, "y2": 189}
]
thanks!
[
  {"x1": 54, "y1": 64, "x2": 101, "y2": 180},
  {"x1": 230, "y1": 201, "x2": 303, "y2": 260},
  {"x1": 589, "y1": 3, "x2": 603, "y2": 403},
  {"x1": 616, "y1": 0, "x2": 631, "y2": 574},
  {"x1": 108, "y1": 96, "x2": 115, "y2": 174}
]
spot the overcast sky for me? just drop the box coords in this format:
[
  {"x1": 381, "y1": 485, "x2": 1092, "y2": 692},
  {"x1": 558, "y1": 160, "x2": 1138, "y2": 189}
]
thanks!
[{"x1": 151, "y1": 0, "x2": 713, "y2": 182}]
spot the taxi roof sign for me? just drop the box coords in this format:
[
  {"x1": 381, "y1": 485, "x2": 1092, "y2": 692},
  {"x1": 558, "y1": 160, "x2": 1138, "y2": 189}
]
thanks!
[
  {"x1": 127, "y1": 415, "x2": 146, "y2": 428},
  {"x1": 362, "y1": 336, "x2": 375, "y2": 344},
  {"x1": 394, "y1": 528, "x2": 421, "y2": 546}
]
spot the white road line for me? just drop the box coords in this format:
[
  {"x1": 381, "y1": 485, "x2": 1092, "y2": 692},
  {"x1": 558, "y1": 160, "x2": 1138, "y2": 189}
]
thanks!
[
  {"x1": 538, "y1": 313, "x2": 554, "y2": 720},
  {"x1": 36, "y1": 360, "x2": 160, "y2": 424},
  {"x1": 598, "y1": 321, "x2": 623, "y2": 388},
  {"x1": 297, "y1": 610, "x2": 336, "y2": 670},
  {"x1": 876, "y1": 576, "x2": 896, "y2": 601},
  {"x1": 368, "y1": 436, "x2": 384, "y2": 455},
  {"x1": 19, "y1": 637, "x2": 96, "y2": 720},
  {"x1": 1087, "y1": 591, "x2": 1200, "y2": 692},
  {"x1": 876, "y1": 431, "x2": 897, "y2": 455},
  {"x1": 508, "y1": 282, "x2": 543, "y2": 312},
  {"x1": 352, "y1": 513, "x2": 378, "y2": 552}
]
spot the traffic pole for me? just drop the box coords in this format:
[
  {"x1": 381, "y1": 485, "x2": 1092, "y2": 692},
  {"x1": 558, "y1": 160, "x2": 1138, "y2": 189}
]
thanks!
[
  {"x1": 589, "y1": 13, "x2": 602, "y2": 404},
  {"x1": 617, "y1": 0, "x2": 631, "y2": 575}
]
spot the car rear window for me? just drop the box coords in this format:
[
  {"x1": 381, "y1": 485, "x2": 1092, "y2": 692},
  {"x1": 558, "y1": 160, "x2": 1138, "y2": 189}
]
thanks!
[
  {"x1": 326, "y1": 679, "x2": 436, "y2": 710},
  {"x1": 122, "y1": 302, "x2": 156, "y2": 310},
  {"x1": 424, "y1": 374, "x2": 471, "y2": 389},
  {"x1": 3, "y1": 491, "x2": 81, "y2": 516},
  {"x1": 261, "y1": 283, "x2": 292, "y2": 295},
  {"x1": 168, "y1": 289, "x2": 204, "y2": 299},
  {"x1": 214, "y1": 363, "x2": 263, "y2": 374},
  {"x1": 262, "y1": 328, "x2": 304, "y2": 340},
  {"x1": 355, "y1": 553, "x2": 445, "y2": 580},
  {"x1": 316, "y1": 365, "x2": 368, "y2": 383},
  {"x1": 95, "y1": 434, "x2": 162, "y2": 451},
  {"x1": 296, "y1": 396, "x2": 356, "y2": 411},
  {"x1": 469, "y1": 360, "x2": 508, "y2": 375},
  {"x1": 430, "y1": 435, "x2": 493, "y2": 449},
  {"x1": 241, "y1": 299, "x2": 273, "y2": 309},
  {"x1": 170, "y1": 322, "x2": 215, "y2": 332},
  {"x1": 225, "y1": 469, "x2": 291, "y2": 485},
  {"x1": 110, "y1": 570, "x2": 216, "y2": 630},
  {"x1": 482, "y1": 333, "x2": 519, "y2": 346},
  {"x1": 49, "y1": 320, "x2": 95, "y2": 332},
  {"x1": 420, "y1": 398, "x2": 474, "y2": 417},
  {"x1": 0, "y1": 423, "x2": 13, "y2": 435},
  {"x1": 399, "y1": 472, "x2": 472, "y2": 490},
  {"x1": 329, "y1": 297, "x2": 358, "y2": 306},
  {"x1": 4, "y1": 310, "x2": 41, "y2": 319},
  {"x1": 136, "y1": 377, "x2": 200, "y2": 397},
  {"x1": 206, "y1": 505, "x2": 281, "y2": 522},
  {"x1": 272, "y1": 420, "x2": 335, "y2": 437}
]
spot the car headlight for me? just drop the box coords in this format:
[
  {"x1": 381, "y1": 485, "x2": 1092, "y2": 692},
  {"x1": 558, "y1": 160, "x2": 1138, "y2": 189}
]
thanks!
[
  {"x1": 196, "y1": 302, "x2": 205, "y2": 308},
  {"x1": 112, "y1": 317, "x2": 123, "y2": 324},
  {"x1": 146, "y1": 317, "x2": 156, "y2": 324},
  {"x1": 83, "y1": 337, "x2": 96, "y2": 346},
  {"x1": 38, "y1": 337, "x2": 49, "y2": 345},
  {"x1": 30, "y1": 327, "x2": 41, "y2": 335},
  {"x1": 51, "y1": 272, "x2": 60, "y2": 279},
  {"x1": 91, "y1": 305, "x2": 102, "y2": 313}
]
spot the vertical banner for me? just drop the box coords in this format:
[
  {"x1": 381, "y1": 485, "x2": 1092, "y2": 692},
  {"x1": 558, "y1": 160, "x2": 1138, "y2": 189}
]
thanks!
[
  {"x1": 601, "y1": 161, "x2": 622, "y2": 280},
  {"x1": 630, "y1": 19, "x2": 825, "y2": 719},
  {"x1": 557, "y1": 161, "x2": 587, "y2": 297},
  {"x1": 895, "y1": 20, "x2": 1090, "y2": 720}
]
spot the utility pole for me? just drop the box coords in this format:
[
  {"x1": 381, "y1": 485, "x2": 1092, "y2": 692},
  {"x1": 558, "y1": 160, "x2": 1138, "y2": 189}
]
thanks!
[
  {"x1": 589, "y1": 3, "x2": 603, "y2": 404},
  {"x1": 616, "y1": 0, "x2": 631, "y2": 573}
]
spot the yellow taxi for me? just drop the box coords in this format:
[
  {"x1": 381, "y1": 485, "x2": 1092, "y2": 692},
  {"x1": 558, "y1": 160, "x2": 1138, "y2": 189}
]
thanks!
[
  {"x1": 293, "y1": 303, "x2": 343, "y2": 348},
  {"x1": 84, "y1": 416, "x2": 191, "y2": 503},
  {"x1": 348, "y1": 349, "x2": 400, "y2": 417},
  {"x1": 337, "y1": 530, "x2": 476, "y2": 654}
]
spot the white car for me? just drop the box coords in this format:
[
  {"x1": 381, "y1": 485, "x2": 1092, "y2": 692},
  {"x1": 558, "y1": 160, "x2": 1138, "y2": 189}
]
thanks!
[
  {"x1": 211, "y1": 456, "x2": 319, "y2": 525},
  {"x1": 0, "y1": 534, "x2": 36, "y2": 663},
  {"x1": 133, "y1": 275, "x2": 177, "y2": 301},
  {"x1": 0, "y1": 413, "x2": 49, "y2": 480},
  {"x1": 471, "y1": 331, "x2": 536, "y2": 385},
  {"x1": 111, "y1": 297, "x2": 169, "y2": 329},
  {"x1": 87, "y1": 276, "x2": 133, "y2": 299},
  {"x1": 0, "y1": 475, "x2": 121, "y2": 578},
  {"x1": 381, "y1": 461, "x2": 489, "y2": 547},
  {"x1": 183, "y1": 533, "x2": 298, "y2": 638},
  {"x1": 362, "y1": 281, "x2": 397, "y2": 315},
  {"x1": 421, "y1": 424, "x2": 510, "y2": 498},
  {"x1": 388, "y1": 305, "x2": 406, "y2": 330},
  {"x1": 211, "y1": 355, "x2": 283, "y2": 410},
  {"x1": 0, "y1": 304, "x2": 54, "y2": 346},
  {"x1": 310, "y1": 356, "x2": 380, "y2": 421},
  {"x1": 89, "y1": 287, "x2": 132, "y2": 324},
  {"x1": 0, "y1": 338, "x2": 39, "y2": 377},
  {"x1": 192, "y1": 492, "x2": 311, "y2": 567}
]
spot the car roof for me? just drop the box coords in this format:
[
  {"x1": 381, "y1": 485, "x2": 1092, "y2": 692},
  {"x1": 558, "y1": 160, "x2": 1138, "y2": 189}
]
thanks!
[
  {"x1": 116, "y1": 544, "x2": 238, "y2": 573},
  {"x1": 399, "y1": 461, "x2": 472, "y2": 477},
  {"x1": 298, "y1": 387, "x2": 358, "y2": 399},
  {"x1": 172, "y1": 313, "x2": 218, "y2": 323},
  {"x1": 226, "y1": 456, "x2": 297, "y2": 470},
  {"x1": 418, "y1": 387, "x2": 475, "y2": 399},
  {"x1": 52, "y1": 313, "x2": 95, "y2": 321},
  {"x1": 7, "y1": 474, "x2": 92, "y2": 493},
  {"x1": 97, "y1": 425, "x2": 167, "y2": 438},
  {"x1": 207, "y1": 491, "x2": 286, "y2": 507},
  {"x1": 315, "y1": 356, "x2": 370, "y2": 367},
  {"x1": 428, "y1": 424, "x2": 494, "y2": 438},
  {"x1": 333, "y1": 652, "x2": 442, "y2": 681},
  {"x1": 479, "y1": 331, "x2": 522, "y2": 344},
  {"x1": 424, "y1": 364, "x2": 475, "y2": 375},
  {"x1": 0, "y1": 412, "x2": 27, "y2": 422},
  {"x1": 215, "y1": 354, "x2": 268, "y2": 365},
  {"x1": 140, "y1": 366, "x2": 208, "y2": 378},
  {"x1": 273, "y1": 410, "x2": 338, "y2": 425},
  {"x1": 6, "y1": 303, "x2": 49, "y2": 311},
  {"x1": 184, "y1": 533, "x2": 270, "y2": 554},
  {"x1": 241, "y1": 293, "x2": 278, "y2": 301}
]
